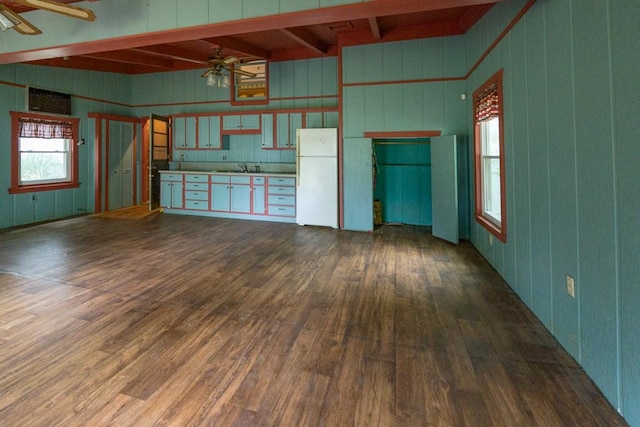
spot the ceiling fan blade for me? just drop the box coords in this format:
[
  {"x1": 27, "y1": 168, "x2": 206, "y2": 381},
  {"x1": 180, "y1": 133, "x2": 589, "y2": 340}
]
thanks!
[
  {"x1": 201, "y1": 69, "x2": 214, "y2": 78},
  {"x1": 12, "y1": 0, "x2": 96, "y2": 21},
  {"x1": 0, "y1": 5, "x2": 42, "y2": 35},
  {"x1": 222, "y1": 56, "x2": 238, "y2": 65}
]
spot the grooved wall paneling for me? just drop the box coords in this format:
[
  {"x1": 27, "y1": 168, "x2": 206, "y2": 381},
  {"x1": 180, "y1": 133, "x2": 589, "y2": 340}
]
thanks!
[{"x1": 466, "y1": 1, "x2": 640, "y2": 422}]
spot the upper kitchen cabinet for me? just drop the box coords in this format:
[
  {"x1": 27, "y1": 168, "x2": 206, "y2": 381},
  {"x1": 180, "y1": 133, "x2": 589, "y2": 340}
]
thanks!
[
  {"x1": 222, "y1": 114, "x2": 261, "y2": 134},
  {"x1": 261, "y1": 113, "x2": 274, "y2": 148},
  {"x1": 276, "y1": 112, "x2": 302, "y2": 149},
  {"x1": 262, "y1": 108, "x2": 338, "y2": 149},
  {"x1": 173, "y1": 114, "x2": 228, "y2": 150},
  {"x1": 305, "y1": 111, "x2": 339, "y2": 129},
  {"x1": 173, "y1": 116, "x2": 196, "y2": 149},
  {"x1": 198, "y1": 115, "x2": 225, "y2": 149}
]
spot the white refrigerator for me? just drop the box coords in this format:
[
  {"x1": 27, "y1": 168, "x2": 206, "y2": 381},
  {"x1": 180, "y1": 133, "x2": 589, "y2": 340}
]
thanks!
[{"x1": 296, "y1": 128, "x2": 338, "y2": 228}]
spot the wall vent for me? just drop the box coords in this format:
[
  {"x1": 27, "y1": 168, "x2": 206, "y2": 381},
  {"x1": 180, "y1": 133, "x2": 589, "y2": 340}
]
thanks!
[{"x1": 27, "y1": 86, "x2": 72, "y2": 116}]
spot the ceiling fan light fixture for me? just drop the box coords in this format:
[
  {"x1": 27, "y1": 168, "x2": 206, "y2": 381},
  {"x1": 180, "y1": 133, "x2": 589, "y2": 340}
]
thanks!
[{"x1": 206, "y1": 73, "x2": 216, "y2": 87}]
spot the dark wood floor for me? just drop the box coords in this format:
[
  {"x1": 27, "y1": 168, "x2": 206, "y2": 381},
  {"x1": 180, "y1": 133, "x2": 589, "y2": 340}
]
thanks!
[{"x1": 0, "y1": 214, "x2": 627, "y2": 426}]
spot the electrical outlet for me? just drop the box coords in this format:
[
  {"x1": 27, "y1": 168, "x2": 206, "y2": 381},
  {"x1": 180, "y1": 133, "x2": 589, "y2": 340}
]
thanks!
[{"x1": 566, "y1": 275, "x2": 575, "y2": 298}]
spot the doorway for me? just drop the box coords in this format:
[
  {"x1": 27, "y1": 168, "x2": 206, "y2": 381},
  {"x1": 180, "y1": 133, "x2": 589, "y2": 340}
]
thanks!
[
  {"x1": 149, "y1": 114, "x2": 171, "y2": 210},
  {"x1": 373, "y1": 139, "x2": 432, "y2": 226}
]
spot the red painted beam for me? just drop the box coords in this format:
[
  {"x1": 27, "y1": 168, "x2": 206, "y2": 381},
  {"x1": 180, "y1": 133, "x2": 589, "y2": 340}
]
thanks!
[
  {"x1": 364, "y1": 131, "x2": 442, "y2": 138},
  {"x1": 279, "y1": 28, "x2": 327, "y2": 55},
  {"x1": 0, "y1": 0, "x2": 505, "y2": 65}
]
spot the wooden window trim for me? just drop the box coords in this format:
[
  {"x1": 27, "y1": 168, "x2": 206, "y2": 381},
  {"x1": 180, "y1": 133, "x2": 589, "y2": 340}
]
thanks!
[
  {"x1": 8, "y1": 111, "x2": 80, "y2": 195},
  {"x1": 230, "y1": 60, "x2": 269, "y2": 107},
  {"x1": 473, "y1": 69, "x2": 507, "y2": 242}
]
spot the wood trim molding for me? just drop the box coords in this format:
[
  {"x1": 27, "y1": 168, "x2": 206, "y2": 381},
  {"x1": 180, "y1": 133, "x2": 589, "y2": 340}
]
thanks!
[
  {"x1": 465, "y1": 0, "x2": 536, "y2": 79},
  {"x1": 364, "y1": 131, "x2": 442, "y2": 138}
]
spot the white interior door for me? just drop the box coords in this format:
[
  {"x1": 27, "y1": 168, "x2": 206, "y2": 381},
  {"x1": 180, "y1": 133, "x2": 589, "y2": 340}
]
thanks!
[{"x1": 431, "y1": 135, "x2": 459, "y2": 244}]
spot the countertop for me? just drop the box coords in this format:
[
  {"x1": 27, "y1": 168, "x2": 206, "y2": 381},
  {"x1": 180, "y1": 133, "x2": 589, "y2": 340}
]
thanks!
[{"x1": 160, "y1": 170, "x2": 296, "y2": 177}]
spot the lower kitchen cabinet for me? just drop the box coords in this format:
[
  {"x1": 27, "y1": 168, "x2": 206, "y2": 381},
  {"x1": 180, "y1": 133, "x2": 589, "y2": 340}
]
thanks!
[
  {"x1": 164, "y1": 172, "x2": 295, "y2": 223},
  {"x1": 267, "y1": 176, "x2": 296, "y2": 217},
  {"x1": 184, "y1": 174, "x2": 209, "y2": 210},
  {"x1": 230, "y1": 176, "x2": 251, "y2": 213},
  {"x1": 211, "y1": 175, "x2": 251, "y2": 213},
  {"x1": 211, "y1": 175, "x2": 231, "y2": 212},
  {"x1": 252, "y1": 176, "x2": 266, "y2": 214},
  {"x1": 160, "y1": 173, "x2": 183, "y2": 209}
]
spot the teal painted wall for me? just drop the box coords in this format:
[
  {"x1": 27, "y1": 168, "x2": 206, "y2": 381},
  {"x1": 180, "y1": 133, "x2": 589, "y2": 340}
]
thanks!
[
  {"x1": 0, "y1": 64, "x2": 132, "y2": 229},
  {"x1": 131, "y1": 57, "x2": 338, "y2": 116},
  {"x1": 466, "y1": 0, "x2": 640, "y2": 424},
  {"x1": 342, "y1": 36, "x2": 468, "y2": 138},
  {"x1": 342, "y1": 37, "x2": 470, "y2": 237}
]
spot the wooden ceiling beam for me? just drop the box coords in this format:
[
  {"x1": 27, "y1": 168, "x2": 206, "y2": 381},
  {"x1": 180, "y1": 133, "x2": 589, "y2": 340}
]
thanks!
[
  {"x1": 278, "y1": 28, "x2": 327, "y2": 55},
  {"x1": 80, "y1": 50, "x2": 175, "y2": 69},
  {"x1": 202, "y1": 36, "x2": 271, "y2": 59},
  {"x1": 368, "y1": 17, "x2": 382, "y2": 40},
  {"x1": 130, "y1": 46, "x2": 208, "y2": 65}
]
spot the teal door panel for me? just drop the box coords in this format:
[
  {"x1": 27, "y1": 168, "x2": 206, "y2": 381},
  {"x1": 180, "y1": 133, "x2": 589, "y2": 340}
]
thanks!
[
  {"x1": 431, "y1": 135, "x2": 458, "y2": 244},
  {"x1": 343, "y1": 137, "x2": 373, "y2": 231}
]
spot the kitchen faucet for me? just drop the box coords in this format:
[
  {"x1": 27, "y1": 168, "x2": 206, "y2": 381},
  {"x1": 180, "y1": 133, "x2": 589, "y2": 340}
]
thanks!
[{"x1": 236, "y1": 163, "x2": 248, "y2": 173}]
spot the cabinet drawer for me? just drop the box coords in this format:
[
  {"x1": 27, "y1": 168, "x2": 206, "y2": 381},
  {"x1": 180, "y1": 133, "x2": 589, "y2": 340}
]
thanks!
[
  {"x1": 230, "y1": 175, "x2": 251, "y2": 184},
  {"x1": 185, "y1": 182, "x2": 207, "y2": 191},
  {"x1": 269, "y1": 186, "x2": 295, "y2": 195},
  {"x1": 253, "y1": 176, "x2": 265, "y2": 185},
  {"x1": 185, "y1": 200, "x2": 208, "y2": 210},
  {"x1": 268, "y1": 195, "x2": 295, "y2": 206},
  {"x1": 185, "y1": 191, "x2": 208, "y2": 201},
  {"x1": 185, "y1": 174, "x2": 207, "y2": 182},
  {"x1": 269, "y1": 177, "x2": 296, "y2": 186},
  {"x1": 161, "y1": 173, "x2": 183, "y2": 181},
  {"x1": 268, "y1": 205, "x2": 295, "y2": 217},
  {"x1": 211, "y1": 175, "x2": 230, "y2": 183}
]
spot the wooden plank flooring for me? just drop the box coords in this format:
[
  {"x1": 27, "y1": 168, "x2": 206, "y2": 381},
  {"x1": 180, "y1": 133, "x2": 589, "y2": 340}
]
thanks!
[{"x1": 0, "y1": 215, "x2": 628, "y2": 426}]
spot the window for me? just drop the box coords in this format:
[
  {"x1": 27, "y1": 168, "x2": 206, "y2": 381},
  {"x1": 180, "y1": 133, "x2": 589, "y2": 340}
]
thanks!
[
  {"x1": 9, "y1": 111, "x2": 80, "y2": 194},
  {"x1": 232, "y1": 60, "x2": 268, "y2": 105},
  {"x1": 473, "y1": 69, "x2": 506, "y2": 242}
]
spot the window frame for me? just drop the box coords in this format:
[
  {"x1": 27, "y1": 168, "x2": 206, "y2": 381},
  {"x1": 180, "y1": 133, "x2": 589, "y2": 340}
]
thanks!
[
  {"x1": 9, "y1": 111, "x2": 80, "y2": 194},
  {"x1": 230, "y1": 59, "x2": 269, "y2": 106},
  {"x1": 473, "y1": 69, "x2": 507, "y2": 242}
]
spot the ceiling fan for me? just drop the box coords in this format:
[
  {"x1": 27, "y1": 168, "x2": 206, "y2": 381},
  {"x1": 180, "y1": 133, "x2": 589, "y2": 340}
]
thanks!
[
  {"x1": 0, "y1": 0, "x2": 97, "y2": 36},
  {"x1": 201, "y1": 47, "x2": 257, "y2": 88}
]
